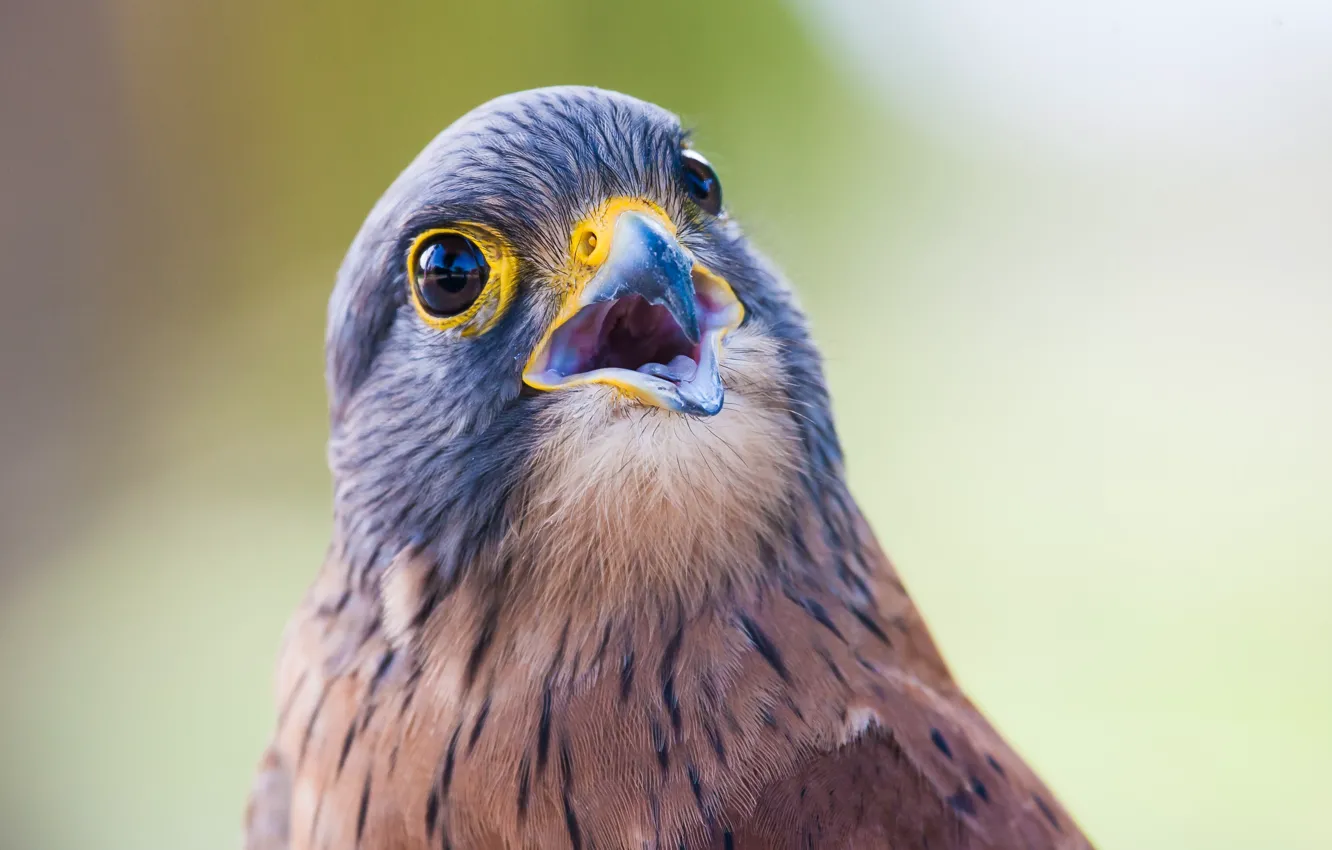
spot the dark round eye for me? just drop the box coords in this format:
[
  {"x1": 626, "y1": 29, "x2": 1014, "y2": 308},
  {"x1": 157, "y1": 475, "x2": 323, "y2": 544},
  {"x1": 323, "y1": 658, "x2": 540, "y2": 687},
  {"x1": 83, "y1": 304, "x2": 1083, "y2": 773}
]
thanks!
[
  {"x1": 414, "y1": 233, "x2": 489, "y2": 317},
  {"x1": 681, "y1": 149, "x2": 722, "y2": 215}
]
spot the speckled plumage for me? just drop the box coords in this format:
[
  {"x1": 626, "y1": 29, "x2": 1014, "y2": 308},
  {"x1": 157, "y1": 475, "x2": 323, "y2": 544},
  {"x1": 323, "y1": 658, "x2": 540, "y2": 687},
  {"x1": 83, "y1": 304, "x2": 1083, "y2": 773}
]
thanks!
[{"x1": 245, "y1": 87, "x2": 1093, "y2": 850}]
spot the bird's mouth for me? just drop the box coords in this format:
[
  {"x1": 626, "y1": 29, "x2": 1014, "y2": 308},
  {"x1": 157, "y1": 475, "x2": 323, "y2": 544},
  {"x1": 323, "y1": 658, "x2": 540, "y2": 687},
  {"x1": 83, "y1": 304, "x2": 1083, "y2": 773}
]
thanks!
[{"x1": 523, "y1": 199, "x2": 743, "y2": 416}]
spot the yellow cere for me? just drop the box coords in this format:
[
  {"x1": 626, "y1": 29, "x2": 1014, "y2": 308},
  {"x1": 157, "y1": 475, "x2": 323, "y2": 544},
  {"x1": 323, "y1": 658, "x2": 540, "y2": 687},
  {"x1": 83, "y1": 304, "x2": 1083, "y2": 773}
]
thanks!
[
  {"x1": 568, "y1": 197, "x2": 675, "y2": 270},
  {"x1": 407, "y1": 223, "x2": 519, "y2": 336}
]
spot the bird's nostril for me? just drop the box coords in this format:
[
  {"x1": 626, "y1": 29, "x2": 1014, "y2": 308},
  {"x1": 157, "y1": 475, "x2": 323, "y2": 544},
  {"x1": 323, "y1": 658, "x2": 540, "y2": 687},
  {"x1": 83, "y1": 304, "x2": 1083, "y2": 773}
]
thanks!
[
  {"x1": 576, "y1": 230, "x2": 597, "y2": 261},
  {"x1": 572, "y1": 223, "x2": 606, "y2": 265}
]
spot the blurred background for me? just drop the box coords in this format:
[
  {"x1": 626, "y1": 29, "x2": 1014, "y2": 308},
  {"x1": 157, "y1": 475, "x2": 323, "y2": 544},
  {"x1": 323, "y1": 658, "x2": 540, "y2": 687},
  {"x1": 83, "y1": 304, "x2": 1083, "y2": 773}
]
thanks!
[{"x1": 1, "y1": 1, "x2": 1329, "y2": 848}]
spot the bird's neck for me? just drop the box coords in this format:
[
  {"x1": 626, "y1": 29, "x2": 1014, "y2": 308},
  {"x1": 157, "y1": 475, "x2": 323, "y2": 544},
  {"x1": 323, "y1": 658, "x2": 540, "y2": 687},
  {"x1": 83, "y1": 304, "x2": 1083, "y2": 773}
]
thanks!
[
  {"x1": 369, "y1": 463, "x2": 881, "y2": 686},
  {"x1": 362, "y1": 437, "x2": 878, "y2": 671}
]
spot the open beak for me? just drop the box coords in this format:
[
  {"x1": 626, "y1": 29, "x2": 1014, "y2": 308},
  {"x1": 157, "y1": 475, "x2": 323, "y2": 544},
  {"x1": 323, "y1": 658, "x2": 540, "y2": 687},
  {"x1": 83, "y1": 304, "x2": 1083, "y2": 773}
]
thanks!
[{"x1": 523, "y1": 200, "x2": 744, "y2": 416}]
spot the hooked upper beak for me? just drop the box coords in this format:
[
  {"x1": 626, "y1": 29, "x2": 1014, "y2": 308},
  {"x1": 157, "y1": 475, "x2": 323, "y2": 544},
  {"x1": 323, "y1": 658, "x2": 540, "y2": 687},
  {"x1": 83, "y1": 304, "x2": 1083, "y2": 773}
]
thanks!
[{"x1": 522, "y1": 199, "x2": 744, "y2": 417}]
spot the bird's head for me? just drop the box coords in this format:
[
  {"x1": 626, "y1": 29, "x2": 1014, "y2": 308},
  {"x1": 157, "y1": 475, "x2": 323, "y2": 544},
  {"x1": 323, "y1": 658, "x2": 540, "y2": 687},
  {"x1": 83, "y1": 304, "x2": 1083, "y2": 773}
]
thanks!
[{"x1": 328, "y1": 87, "x2": 848, "y2": 609}]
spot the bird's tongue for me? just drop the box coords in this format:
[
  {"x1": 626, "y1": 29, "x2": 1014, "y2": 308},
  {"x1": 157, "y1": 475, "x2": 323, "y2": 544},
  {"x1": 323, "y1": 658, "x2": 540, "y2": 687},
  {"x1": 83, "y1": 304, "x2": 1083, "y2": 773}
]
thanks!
[
  {"x1": 638, "y1": 355, "x2": 698, "y2": 383},
  {"x1": 592, "y1": 297, "x2": 724, "y2": 412},
  {"x1": 670, "y1": 327, "x2": 725, "y2": 414}
]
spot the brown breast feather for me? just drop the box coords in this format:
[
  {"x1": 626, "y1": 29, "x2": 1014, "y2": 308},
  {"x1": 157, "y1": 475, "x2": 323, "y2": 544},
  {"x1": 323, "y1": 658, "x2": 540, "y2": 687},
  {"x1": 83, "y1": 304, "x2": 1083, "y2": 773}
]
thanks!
[{"x1": 246, "y1": 518, "x2": 1092, "y2": 850}]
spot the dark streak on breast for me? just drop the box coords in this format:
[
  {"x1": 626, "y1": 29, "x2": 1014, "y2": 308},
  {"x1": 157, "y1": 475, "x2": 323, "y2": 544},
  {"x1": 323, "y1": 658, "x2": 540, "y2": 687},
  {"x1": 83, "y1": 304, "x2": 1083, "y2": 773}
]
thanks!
[
  {"x1": 537, "y1": 686, "x2": 554, "y2": 774},
  {"x1": 703, "y1": 718, "x2": 726, "y2": 764},
  {"x1": 649, "y1": 792, "x2": 663, "y2": 848},
  {"x1": 368, "y1": 648, "x2": 396, "y2": 695},
  {"x1": 398, "y1": 665, "x2": 423, "y2": 719},
  {"x1": 516, "y1": 754, "x2": 531, "y2": 821},
  {"x1": 356, "y1": 615, "x2": 381, "y2": 649},
  {"x1": 930, "y1": 728, "x2": 953, "y2": 760},
  {"x1": 1034, "y1": 794, "x2": 1062, "y2": 832},
  {"x1": 559, "y1": 738, "x2": 574, "y2": 786},
  {"x1": 970, "y1": 776, "x2": 989, "y2": 802},
  {"x1": 463, "y1": 604, "x2": 499, "y2": 692},
  {"x1": 318, "y1": 587, "x2": 351, "y2": 618},
  {"x1": 408, "y1": 569, "x2": 448, "y2": 631},
  {"x1": 358, "y1": 701, "x2": 378, "y2": 734},
  {"x1": 650, "y1": 715, "x2": 670, "y2": 774},
  {"x1": 848, "y1": 606, "x2": 893, "y2": 647},
  {"x1": 757, "y1": 528, "x2": 780, "y2": 570},
  {"x1": 789, "y1": 519, "x2": 814, "y2": 563},
  {"x1": 785, "y1": 590, "x2": 846, "y2": 643},
  {"x1": 723, "y1": 707, "x2": 742, "y2": 735},
  {"x1": 297, "y1": 682, "x2": 332, "y2": 767},
  {"x1": 337, "y1": 720, "x2": 358, "y2": 775},
  {"x1": 660, "y1": 620, "x2": 685, "y2": 734},
  {"x1": 551, "y1": 620, "x2": 571, "y2": 671},
  {"x1": 467, "y1": 694, "x2": 491, "y2": 754},
  {"x1": 440, "y1": 723, "x2": 461, "y2": 797},
  {"x1": 817, "y1": 646, "x2": 848, "y2": 687},
  {"x1": 619, "y1": 650, "x2": 636, "y2": 702},
  {"x1": 594, "y1": 621, "x2": 613, "y2": 662},
  {"x1": 560, "y1": 738, "x2": 583, "y2": 850},
  {"x1": 355, "y1": 771, "x2": 372, "y2": 845},
  {"x1": 738, "y1": 614, "x2": 790, "y2": 682},
  {"x1": 834, "y1": 554, "x2": 872, "y2": 601},
  {"x1": 946, "y1": 788, "x2": 976, "y2": 817},
  {"x1": 562, "y1": 794, "x2": 583, "y2": 850},
  {"x1": 662, "y1": 674, "x2": 681, "y2": 736},
  {"x1": 425, "y1": 789, "x2": 439, "y2": 839},
  {"x1": 661, "y1": 621, "x2": 685, "y2": 678},
  {"x1": 687, "y1": 763, "x2": 704, "y2": 812}
]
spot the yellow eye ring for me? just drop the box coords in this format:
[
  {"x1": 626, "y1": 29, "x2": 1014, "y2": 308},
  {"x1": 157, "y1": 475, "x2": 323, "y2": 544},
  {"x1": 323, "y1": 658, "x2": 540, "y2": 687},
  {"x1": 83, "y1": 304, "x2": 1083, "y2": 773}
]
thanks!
[{"x1": 407, "y1": 224, "x2": 518, "y2": 336}]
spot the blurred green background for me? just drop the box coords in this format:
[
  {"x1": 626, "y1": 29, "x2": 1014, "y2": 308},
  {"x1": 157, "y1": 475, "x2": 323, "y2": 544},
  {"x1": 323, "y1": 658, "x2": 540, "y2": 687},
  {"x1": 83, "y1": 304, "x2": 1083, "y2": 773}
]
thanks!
[{"x1": 2, "y1": 1, "x2": 1329, "y2": 848}]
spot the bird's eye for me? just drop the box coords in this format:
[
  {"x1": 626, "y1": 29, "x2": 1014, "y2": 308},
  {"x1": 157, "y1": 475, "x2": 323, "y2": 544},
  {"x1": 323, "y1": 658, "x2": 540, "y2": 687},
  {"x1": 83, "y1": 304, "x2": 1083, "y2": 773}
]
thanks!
[
  {"x1": 681, "y1": 149, "x2": 722, "y2": 216},
  {"x1": 414, "y1": 233, "x2": 490, "y2": 317}
]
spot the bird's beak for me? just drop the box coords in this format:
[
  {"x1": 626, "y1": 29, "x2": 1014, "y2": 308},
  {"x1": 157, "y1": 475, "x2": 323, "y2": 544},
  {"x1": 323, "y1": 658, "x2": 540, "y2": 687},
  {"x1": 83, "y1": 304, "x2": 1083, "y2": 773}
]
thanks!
[{"x1": 523, "y1": 199, "x2": 744, "y2": 416}]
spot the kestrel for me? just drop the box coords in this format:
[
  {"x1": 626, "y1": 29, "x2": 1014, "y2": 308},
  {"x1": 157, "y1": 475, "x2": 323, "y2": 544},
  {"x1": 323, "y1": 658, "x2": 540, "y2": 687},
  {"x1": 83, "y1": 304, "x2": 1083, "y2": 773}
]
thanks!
[{"x1": 245, "y1": 87, "x2": 1093, "y2": 850}]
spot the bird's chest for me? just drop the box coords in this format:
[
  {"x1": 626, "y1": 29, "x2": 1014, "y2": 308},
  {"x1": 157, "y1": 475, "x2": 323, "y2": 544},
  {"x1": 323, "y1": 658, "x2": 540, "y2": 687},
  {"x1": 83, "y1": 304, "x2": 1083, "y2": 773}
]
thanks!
[
  {"x1": 382, "y1": 658, "x2": 846, "y2": 847},
  {"x1": 290, "y1": 613, "x2": 873, "y2": 850},
  {"x1": 275, "y1": 541, "x2": 946, "y2": 850}
]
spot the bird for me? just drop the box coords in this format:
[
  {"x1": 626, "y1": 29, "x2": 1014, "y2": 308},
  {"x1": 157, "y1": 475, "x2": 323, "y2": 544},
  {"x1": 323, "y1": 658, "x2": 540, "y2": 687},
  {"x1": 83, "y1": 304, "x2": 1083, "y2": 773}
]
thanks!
[{"x1": 244, "y1": 86, "x2": 1093, "y2": 850}]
